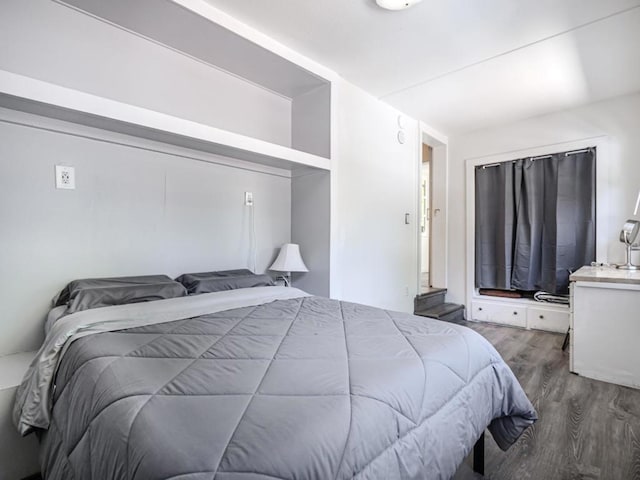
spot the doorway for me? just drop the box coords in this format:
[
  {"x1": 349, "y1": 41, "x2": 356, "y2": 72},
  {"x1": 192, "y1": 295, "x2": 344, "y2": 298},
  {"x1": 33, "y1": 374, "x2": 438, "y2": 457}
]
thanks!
[
  {"x1": 420, "y1": 143, "x2": 432, "y2": 293},
  {"x1": 417, "y1": 124, "x2": 448, "y2": 296}
]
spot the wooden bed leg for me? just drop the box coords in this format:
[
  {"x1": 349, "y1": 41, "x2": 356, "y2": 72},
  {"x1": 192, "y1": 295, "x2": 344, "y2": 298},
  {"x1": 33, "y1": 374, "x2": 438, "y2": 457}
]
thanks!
[{"x1": 473, "y1": 431, "x2": 485, "y2": 476}]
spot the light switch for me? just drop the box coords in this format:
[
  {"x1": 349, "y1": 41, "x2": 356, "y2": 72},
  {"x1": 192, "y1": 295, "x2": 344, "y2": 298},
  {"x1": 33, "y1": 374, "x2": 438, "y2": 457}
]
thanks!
[{"x1": 55, "y1": 165, "x2": 75, "y2": 190}]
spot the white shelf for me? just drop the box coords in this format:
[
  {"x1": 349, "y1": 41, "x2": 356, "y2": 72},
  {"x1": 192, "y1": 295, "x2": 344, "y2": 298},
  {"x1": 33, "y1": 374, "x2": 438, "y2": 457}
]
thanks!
[
  {"x1": 0, "y1": 351, "x2": 36, "y2": 391},
  {"x1": 0, "y1": 70, "x2": 331, "y2": 172}
]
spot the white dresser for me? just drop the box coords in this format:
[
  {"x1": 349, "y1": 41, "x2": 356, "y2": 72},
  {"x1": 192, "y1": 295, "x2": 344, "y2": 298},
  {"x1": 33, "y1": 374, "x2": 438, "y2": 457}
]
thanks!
[{"x1": 570, "y1": 266, "x2": 640, "y2": 388}]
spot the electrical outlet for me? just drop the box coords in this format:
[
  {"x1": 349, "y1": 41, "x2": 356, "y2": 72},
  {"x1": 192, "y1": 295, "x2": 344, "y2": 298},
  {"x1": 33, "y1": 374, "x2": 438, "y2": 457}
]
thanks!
[
  {"x1": 55, "y1": 165, "x2": 75, "y2": 190},
  {"x1": 244, "y1": 191, "x2": 254, "y2": 206}
]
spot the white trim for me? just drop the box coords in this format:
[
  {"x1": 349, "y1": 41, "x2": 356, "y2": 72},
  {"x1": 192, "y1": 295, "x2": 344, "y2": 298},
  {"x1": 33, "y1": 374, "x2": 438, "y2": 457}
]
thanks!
[
  {"x1": 328, "y1": 80, "x2": 341, "y2": 301},
  {"x1": 419, "y1": 121, "x2": 448, "y2": 146},
  {"x1": 465, "y1": 136, "x2": 610, "y2": 315},
  {"x1": 415, "y1": 128, "x2": 424, "y2": 293},
  {"x1": 573, "y1": 280, "x2": 640, "y2": 291}
]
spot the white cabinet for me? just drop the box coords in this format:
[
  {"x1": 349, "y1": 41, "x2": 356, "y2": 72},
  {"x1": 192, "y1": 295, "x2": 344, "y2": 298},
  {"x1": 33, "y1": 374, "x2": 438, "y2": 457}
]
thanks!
[
  {"x1": 471, "y1": 301, "x2": 527, "y2": 328},
  {"x1": 570, "y1": 266, "x2": 640, "y2": 388},
  {"x1": 470, "y1": 298, "x2": 569, "y2": 332},
  {"x1": 527, "y1": 306, "x2": 569, "y2": 333}
]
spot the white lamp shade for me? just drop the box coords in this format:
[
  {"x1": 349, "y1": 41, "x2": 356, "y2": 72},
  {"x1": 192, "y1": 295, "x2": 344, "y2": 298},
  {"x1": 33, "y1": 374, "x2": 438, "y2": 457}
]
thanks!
[{"x1": 269, "y1": 244, "x2": 308, "y2": 272}]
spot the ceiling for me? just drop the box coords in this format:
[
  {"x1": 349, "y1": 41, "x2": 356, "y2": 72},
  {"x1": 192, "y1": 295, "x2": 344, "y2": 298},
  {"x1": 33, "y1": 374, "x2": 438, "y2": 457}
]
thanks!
[{"x1": 202, "y1": 0, "x2": 640, "y2": 136}]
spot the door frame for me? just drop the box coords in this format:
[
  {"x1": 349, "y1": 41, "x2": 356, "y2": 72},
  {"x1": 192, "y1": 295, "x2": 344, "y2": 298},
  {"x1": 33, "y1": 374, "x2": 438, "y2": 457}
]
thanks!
[{"x1": 417, "y1": 122, "x2": 448, "y2": 293}]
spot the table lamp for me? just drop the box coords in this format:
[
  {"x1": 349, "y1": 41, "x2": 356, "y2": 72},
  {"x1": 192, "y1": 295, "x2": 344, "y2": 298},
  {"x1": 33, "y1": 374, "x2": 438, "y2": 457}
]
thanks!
[{"x1": 269, "y1": 243, "x2": 308, "y2": 286}]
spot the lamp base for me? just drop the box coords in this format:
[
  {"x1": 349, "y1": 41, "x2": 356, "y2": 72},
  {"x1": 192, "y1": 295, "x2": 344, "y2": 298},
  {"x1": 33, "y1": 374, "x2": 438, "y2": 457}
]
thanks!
[
  {"x1": 617, "y1": 244, "x2": 639, "y2": 270},
  {"x1": 616, "y1": 263, "x2": 640, "y2": 270}
]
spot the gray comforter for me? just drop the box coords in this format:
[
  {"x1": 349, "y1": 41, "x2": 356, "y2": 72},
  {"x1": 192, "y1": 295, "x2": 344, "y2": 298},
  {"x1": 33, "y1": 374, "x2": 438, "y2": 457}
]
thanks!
[{"x1": 17, "y1": 287, "x2": 536, "y2": 479}]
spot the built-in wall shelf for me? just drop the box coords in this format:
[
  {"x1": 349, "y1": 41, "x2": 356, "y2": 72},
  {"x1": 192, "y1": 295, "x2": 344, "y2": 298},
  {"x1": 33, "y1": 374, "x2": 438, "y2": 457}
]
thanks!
[
  {"x1": 49, "y1": 0, "x2": 332, "y2": 162},
  {"x1": 0, "y1": 350, "x2": 36, "y2": 391},
  {"x1": 0, "y1": 70, "x2": 330, "y2": 173}
]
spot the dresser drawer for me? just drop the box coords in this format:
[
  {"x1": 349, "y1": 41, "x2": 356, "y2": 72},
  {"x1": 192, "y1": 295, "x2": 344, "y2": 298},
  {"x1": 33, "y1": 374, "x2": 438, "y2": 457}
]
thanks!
[
  {"x1": 527, "y1": 306, "x2": 569, "y2": 333},
  {"x1": 471, "y1": 301, "x2": 527, "y2": 328}
]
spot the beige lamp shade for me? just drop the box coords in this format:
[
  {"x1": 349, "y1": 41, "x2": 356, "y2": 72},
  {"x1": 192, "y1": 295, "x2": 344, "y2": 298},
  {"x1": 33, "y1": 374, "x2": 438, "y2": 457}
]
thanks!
[{"x1": 269, "y1": 243, "x2": 308, "y2": 272}]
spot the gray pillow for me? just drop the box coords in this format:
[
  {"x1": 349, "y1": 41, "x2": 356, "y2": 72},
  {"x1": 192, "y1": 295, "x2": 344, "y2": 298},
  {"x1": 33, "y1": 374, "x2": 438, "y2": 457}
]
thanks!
[
  {"x1": 54, "y1": 275, "x2": 187, "y2": 314},
  {"x1": 175, "y1": 270, "x2": 274, "y2": 294}
]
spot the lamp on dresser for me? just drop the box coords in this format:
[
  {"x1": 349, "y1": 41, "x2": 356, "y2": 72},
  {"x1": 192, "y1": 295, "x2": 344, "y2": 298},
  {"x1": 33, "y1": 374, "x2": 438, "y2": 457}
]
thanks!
[{"x1": 269, "y1": 243, "x2": 308, "y2": 287}]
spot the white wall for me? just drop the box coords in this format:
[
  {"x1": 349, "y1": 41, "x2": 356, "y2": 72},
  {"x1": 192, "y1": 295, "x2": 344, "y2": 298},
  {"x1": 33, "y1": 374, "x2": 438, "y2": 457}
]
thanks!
[
  {"x1": 448, "y1": 92, "x2": 640, "y2": 306},
  {"x1": 0, "y1": 0, "x2": 292, "y2": 147},
  {"x1": 292, "y1": 170, "x2": 331, "y2": 296},
  {"x1": 331, "y1": 81, "x2": 419, "y2": 312},
  {"x1": 292, "y1": 84, "x2": 332, "y2": 158},
  {"x1": 0, "y1": 109, "x2": 291, "y2": 356}
]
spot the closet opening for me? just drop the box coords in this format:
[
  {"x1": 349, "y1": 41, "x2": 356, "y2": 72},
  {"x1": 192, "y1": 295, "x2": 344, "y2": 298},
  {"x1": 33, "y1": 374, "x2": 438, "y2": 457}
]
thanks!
[{"x1": 474, "y1": 147, "x2": 596, "y2": 298}]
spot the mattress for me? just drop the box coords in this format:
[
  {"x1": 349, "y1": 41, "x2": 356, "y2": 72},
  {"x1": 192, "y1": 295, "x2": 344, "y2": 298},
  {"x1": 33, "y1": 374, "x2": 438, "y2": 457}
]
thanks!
[{"x1": 15, "y1": 286, "x2": 536, "y2": 479}]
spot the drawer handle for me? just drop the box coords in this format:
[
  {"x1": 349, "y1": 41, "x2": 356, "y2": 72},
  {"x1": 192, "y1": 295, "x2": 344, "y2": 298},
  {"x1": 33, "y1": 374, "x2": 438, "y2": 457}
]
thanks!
[
  {"x1": 478, "y1": 307, "x2": 483, "y2": 311},
  {"x1": 513, "y1": 311, "x2": 518, "y2": 315},
  {"x1": 539, "y1": 315, "x2": 544, "y2": 319}
]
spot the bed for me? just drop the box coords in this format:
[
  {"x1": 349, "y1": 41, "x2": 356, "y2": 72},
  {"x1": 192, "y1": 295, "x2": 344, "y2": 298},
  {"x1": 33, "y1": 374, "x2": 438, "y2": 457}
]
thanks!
[{"x1": 14, "y1": 281, "x2": 536, "y2": 480}]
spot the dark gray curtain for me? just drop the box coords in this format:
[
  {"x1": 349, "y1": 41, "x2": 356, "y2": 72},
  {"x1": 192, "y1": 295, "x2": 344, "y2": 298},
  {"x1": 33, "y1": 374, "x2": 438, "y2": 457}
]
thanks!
[
  {"x1": 555, "y1": 150, "x2": 596, "y2": 291},
  {"x1": 475, "y1": 161, "x2": 519, "y2": 290},
  {"x1": 475, "y1": 149, "x2": 596, "y2": 294},
  {"x1": 510, "y1": 157, "x2": 556, "y2": 291}
]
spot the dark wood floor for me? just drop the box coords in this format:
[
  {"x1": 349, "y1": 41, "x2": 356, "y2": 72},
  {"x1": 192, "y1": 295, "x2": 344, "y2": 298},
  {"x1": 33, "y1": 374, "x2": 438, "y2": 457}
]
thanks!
[{"x1": 454, "y1": 321, "x2": 640, "y2": 480}]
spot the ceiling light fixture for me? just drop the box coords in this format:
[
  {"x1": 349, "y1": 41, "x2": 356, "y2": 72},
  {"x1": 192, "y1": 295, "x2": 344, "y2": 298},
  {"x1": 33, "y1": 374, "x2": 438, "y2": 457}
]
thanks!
[{"x1": 376, "y1": 0, "x2": 423, "y2": 10}]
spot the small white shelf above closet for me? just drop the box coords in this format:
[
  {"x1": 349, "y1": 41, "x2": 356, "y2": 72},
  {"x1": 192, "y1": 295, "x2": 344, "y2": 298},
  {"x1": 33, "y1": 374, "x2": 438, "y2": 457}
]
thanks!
[{"x1": 0, "y1": 70, "x2": 331, "y2": 173}]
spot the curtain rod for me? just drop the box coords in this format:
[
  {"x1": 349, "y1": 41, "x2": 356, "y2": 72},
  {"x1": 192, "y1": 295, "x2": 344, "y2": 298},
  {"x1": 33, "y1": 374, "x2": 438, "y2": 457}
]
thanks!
[
  {"x1": 530, "y1": 154, "x2": 552, "y2": 161},
  {"x1": 479, "y1": 146, "x2": 594, "y2": 169},
  {"x1": 479, "y1": 160, "x2": 518, "y2": 169},
  {"x1": 564, "y1": 147, "x2": 593, "y2": 156}
]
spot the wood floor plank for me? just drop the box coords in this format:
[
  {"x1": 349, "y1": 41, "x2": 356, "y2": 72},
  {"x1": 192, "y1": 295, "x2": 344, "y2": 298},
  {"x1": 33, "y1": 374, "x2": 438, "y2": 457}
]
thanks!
[{"x1": 453, "y1": 321, "x2": 640, "y2": 480}]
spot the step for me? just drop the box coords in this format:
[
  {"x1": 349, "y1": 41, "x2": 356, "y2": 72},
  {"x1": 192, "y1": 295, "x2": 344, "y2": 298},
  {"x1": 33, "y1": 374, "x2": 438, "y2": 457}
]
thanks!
[
  {"x1": 414, "y1": 288, "x2": 447, "y2": 311},
  {"x1": 417, "y1": 287, "x2": 447, "y2": 297},
  {"x1": 415, "y1": 303, "x2": 466, "y2": 323}
]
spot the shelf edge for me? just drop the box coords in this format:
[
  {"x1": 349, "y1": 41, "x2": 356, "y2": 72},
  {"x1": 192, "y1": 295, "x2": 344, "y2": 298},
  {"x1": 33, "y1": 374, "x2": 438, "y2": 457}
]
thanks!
[{"x1": 0, "y1": 70, "x2": 331, "y2": 172}]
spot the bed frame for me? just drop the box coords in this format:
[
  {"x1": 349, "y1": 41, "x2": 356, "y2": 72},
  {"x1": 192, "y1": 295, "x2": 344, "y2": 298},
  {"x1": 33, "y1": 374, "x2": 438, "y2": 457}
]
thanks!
[{"x1": 473, "y1": 431, "x2": 485, "y2": 475}]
